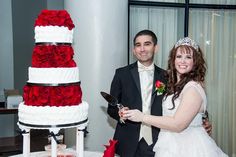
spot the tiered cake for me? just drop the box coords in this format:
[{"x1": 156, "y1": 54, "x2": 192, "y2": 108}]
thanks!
[{"x1": 18, "y1": 10, "x2": 88, "y2": 157}]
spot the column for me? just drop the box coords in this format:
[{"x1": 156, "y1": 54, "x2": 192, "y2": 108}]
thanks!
[{"x1": 64, "y1": 0, "x2": 128, "y2": 151}]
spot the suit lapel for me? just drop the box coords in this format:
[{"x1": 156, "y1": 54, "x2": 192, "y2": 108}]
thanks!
[
  {"x1": 151, "y1": 65, "x2": 161, "y2": 105},
  {"x1": 130, "y1": 62, "x2": 141, "y2": 95}
]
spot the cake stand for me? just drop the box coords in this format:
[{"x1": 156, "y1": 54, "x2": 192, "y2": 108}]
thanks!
[{"x1": 18, "y1": 118, "x2": 88, "y2": 157}]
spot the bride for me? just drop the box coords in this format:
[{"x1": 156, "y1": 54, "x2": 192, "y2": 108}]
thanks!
[{"x1": 123, "y1": 37, "x2": 228, "y2": 157}]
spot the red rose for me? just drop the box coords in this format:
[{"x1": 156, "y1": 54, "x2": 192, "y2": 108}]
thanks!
[
  {"x1": 64, "y1": 85, "x2": 82, "y2": 106},
  {"x1": 155, "y1": 80, "x2": 165, "y2": 95},
  {"x1": 155, "y1": 80, "x2": 162, "y2": 88}
]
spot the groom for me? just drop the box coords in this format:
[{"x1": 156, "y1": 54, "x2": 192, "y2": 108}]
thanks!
[
  {"x1": 107, "y1": 30, "x2": 166, "y2": 157},
  {"x1": 107, "y1": 30, "x2": 212, "y2": 157}
]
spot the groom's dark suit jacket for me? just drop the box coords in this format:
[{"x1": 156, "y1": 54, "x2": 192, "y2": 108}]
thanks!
[{"x1": 107, "y1": 62, "x2": 167, "y2": 157}]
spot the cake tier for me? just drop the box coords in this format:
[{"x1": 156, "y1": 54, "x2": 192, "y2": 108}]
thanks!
[
  {"x1": 35, "y1": 26, "x2": 73, "y2": 43},
  {"x1": 32, "y1": 45, "x2": 76, "y2": 67},
  {"x1": 28, "y1": 67, "x2": 79, "y2": 84},
  {"x1": 18, "y1": 101, "x2": 88, "y2": 127},
  {"x1": 34, "y1": 10, "x2": 75, "y2": 30},
  {"x1": 23, "y1": 85, "x2": 82, "y2": 106}
]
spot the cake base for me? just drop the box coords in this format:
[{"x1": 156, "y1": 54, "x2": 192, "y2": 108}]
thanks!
[
  {"x1": 18, "y1": 101, "x2": 89, "y2": 157},
  {"x1": 18, "y1": 101, "x2": 88, "y2": 128}
]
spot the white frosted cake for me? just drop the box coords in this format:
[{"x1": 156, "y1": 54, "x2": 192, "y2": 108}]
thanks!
[
  {"x1": 18, "y1": 10, "x2": 88, "y2": 157},
  {"x1": 18, "y1": 10, "x2": 88, "y2": 128}
]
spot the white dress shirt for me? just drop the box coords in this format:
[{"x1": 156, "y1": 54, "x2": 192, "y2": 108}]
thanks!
[{"x1": 137, "y1": 61, "x2": 154, "y2": 145}]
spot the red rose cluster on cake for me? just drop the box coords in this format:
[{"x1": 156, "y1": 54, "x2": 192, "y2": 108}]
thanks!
[{"x1": 35, "y1": 10, "x2": 74, "y2": 30}]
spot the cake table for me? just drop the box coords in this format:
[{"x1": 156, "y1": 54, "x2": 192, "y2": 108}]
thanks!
[{"x1": 10, "y1": 150, "x2": 104, "y2": 157}]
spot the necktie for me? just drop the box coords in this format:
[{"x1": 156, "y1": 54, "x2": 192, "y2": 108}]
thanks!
[{"x1": 138, "y1": 64, "x2": 154, "y2": 72}]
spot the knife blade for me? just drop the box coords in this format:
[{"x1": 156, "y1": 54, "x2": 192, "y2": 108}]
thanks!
[
  {"x1": 100, "y1": 91, "x2": 126, "y2": 123},
  {"x1": 100, "y1": 91, "x2": 118, "y2": 106}
]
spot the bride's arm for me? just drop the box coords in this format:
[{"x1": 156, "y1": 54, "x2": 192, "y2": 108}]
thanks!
[{"x1": 124, "y1": 87, "x2": 203, "y2": 132}]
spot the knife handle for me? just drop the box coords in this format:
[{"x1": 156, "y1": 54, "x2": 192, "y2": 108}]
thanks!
[
  {"x1": 117, "y1": 104, "x2": 126, "y2": 123},
  {"x1": 117, "y1": 104, "x2": 124, "y2": 110}
]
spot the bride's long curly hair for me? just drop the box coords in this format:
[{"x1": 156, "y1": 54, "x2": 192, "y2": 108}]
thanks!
[{"x1": 165, "y1": 45, "x2": 207, "y2": 109}]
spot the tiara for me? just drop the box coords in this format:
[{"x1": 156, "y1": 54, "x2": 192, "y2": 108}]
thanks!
[{"x1": 175, "y1": 37, "x2": 199, "y2": 50}]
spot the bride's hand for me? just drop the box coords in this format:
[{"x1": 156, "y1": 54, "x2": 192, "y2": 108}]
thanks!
[
  {"x1": 123, "y1": 109, "x2": 144, "y2": 122},
  {"x1": 118, "y1": 106, "x2": 129, "y2": 121}
]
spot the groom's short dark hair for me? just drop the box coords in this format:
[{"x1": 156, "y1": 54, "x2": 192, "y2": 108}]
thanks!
[{"x1": 133, "y1": 29, "x2": 158, "y2": 46}]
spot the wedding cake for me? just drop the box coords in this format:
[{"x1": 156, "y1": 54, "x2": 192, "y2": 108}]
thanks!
[{"x1": 18, "y1": 10, "x2": 88, "y2": 157}]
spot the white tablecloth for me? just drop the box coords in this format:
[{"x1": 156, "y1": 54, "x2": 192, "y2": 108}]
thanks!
[{"x1": 10, "y1": 150, "x2": 104, "y2": 157}]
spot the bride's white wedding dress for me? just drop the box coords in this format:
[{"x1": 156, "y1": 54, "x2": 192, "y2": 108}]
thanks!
[{"x1": 153, "y1": 81, "x2": 228, "y2": 157}]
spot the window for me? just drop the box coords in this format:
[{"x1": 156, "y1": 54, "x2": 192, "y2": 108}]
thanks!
[{"x1": 129, "y1": 0, "x2": 236, "y2": 156}]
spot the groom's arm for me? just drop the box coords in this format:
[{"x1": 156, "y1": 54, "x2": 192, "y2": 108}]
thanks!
[{"x1": 107, "y1": 69, "x2": 121, "y2": 121}]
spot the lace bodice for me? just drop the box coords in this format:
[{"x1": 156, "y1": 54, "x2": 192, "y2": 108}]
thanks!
[{"x1": 162, "y1": 81, "x2": 207, "y2": 126}]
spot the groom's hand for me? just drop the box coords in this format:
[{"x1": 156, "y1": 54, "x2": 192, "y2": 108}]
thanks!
[{"x1": 203, "y1": 118, "x2": 212, "y2": 135}]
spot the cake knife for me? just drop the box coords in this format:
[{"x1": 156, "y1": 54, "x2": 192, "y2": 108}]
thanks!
[{"x1": 100, "y1": 91, "x2": 125, "y2": 123}]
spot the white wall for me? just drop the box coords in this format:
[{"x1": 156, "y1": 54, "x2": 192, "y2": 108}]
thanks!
[
  {"x1": 64, "y1": 0, "x2": 128, "y2": 151},
  {"x1": 0, "y1": 0, "x2": 15, "y2": 138},
  {"x1": 0, "y1": 0, "x2": 14, "y2": 101}
]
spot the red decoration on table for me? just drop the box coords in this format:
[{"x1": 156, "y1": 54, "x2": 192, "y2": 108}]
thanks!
[{"x1": 103, "y1": 139, "x2": 118, "y2": 157}]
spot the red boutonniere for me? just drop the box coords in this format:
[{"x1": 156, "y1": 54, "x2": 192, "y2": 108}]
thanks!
[{"x1": 155, "y1": 80, "x2": 165, "y2": 95}]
